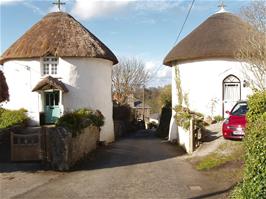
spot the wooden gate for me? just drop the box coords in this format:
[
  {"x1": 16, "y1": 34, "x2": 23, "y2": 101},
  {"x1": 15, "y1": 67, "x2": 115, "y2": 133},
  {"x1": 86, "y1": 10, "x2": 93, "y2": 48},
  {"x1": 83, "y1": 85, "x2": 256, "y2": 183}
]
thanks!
[{"x1": 11, "y1": 132, "x2": 42, "y2": 161}]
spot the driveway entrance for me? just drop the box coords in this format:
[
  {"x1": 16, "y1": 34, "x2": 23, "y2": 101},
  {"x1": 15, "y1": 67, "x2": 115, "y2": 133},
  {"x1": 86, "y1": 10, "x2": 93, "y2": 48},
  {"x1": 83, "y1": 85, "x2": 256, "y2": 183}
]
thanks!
[{"x1": 1, "y1": 130, "x2": 233, "y2": 199}]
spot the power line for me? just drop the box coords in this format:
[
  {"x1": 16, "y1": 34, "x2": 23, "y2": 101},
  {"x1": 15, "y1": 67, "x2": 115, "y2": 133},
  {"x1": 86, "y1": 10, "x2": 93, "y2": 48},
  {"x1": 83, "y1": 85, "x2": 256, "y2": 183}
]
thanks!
[{"x1": 173, "y1": 0, "x2": 196, "y2": 45}]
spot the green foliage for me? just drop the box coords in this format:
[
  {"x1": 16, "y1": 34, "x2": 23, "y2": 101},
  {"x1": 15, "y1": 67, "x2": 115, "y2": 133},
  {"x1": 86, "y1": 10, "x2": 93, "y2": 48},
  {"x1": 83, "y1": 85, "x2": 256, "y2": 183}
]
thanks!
[
  {"x1": 56, "y1": 108, "x2": 105, "y2": 137},
  {"x1": 174, "y1": 105, "x2": 205, "y2": 130},
  {"x1": 156, "y1": 105, "x2": 172, "y2": 138},
  {"x1": 196, "y1": 142, "x2": 244, "y2": 171},
  {"x1": 246, "y1": 91, "x2": 266, "y2": 123},
  {"x1": 242, "y1": 115, "x2": 266, "y2": 198},
  {"x1": 159, "y1": 84, "x2": 172, "y2": 107},
  {"x1": 175, "y1": 66, "x2": 183, "y2": 106},
  {"x1": 214, "y1": 115, "x2": 224, "y2": 122},
  {"x1": 0, "y1": 71, "x2": 9, "y2": 103},
  {"x1": 230, "y1": 183, "x2": 244, "y2": 199},
  {"x1": 0, "y1": 108, "x2": 28, "y2": 129},
  {"x1": 235, "y1": 91, "x2": 266, "y2": 199}
]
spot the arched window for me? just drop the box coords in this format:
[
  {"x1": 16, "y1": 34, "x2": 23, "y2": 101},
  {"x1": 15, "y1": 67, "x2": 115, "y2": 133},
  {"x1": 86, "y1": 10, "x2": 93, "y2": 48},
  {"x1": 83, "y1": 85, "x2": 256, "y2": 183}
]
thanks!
[{"x1": 222, "y1": 75, "x2": 241, "y2": 115}]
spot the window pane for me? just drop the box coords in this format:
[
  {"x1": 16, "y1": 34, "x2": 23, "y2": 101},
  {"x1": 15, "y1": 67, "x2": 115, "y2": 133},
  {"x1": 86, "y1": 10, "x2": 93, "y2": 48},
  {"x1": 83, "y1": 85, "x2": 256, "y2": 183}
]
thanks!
[
  {"x1": 50, "y1": 93, "x2": 54, "y2": 106},
  {"x1": 45, "y1": 93, "x2": 49, "y2": 106},
  {"x1": 54, "y1": 91, "x2": 59, "y2": 105}
]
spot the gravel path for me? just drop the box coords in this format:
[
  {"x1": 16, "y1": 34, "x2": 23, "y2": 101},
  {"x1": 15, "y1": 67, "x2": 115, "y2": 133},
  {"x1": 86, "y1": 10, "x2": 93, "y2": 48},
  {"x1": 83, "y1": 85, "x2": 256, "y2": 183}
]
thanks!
[{"x1": 1, "y1": 130, "x2": 232, "y2": 199}]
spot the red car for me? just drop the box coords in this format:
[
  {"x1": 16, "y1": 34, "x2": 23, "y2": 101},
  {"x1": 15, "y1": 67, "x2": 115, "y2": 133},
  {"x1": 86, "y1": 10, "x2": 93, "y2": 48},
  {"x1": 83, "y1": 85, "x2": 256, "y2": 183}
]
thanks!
[{"x1": 222, "y1": 101, "x2": 248, "y2": 139}]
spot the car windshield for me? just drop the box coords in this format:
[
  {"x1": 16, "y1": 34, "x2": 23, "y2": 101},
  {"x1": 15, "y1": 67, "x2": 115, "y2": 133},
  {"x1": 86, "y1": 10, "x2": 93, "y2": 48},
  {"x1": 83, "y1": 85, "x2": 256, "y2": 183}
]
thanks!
[{"x1": 231, "y1": 102, "x2": 248, "y2": 116}]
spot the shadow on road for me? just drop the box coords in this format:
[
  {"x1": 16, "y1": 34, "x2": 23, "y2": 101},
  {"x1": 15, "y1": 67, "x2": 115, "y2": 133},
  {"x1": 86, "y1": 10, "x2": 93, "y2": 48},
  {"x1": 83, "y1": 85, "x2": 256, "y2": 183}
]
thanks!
[
  {"x1": 0, "y1": 130, "x2": 185, "y2": 172},
  {"x1": 73, "y1": 130, "x2": 186, "y2": 171},
  {"x1": 187, "y1": 184, "x2": 236, "y2": 199}
]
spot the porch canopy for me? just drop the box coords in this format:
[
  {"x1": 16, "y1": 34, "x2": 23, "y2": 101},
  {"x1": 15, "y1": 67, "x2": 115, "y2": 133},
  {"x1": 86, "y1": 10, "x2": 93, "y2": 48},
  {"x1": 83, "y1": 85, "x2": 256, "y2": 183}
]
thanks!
[{"x1": 32, "y1": 76, "x2": 69, "y2": 93}]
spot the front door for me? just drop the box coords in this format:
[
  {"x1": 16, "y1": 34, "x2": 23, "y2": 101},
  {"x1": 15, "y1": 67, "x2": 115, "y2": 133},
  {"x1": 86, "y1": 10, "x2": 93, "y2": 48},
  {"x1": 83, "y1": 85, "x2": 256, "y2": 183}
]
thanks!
[
  {"x1": 223, "y1": 75, "x2": 241, "y2": 116},
  {"x1": 44, "y1": 91, "x2": 60, "y2": 124}
]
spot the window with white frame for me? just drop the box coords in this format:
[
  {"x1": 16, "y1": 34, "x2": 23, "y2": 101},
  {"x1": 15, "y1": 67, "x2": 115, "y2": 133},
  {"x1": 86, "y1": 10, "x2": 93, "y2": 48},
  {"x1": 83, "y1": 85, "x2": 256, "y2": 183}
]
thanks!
[{"x1": 42, "y1": 57, "x2": 58, "y2": 76}]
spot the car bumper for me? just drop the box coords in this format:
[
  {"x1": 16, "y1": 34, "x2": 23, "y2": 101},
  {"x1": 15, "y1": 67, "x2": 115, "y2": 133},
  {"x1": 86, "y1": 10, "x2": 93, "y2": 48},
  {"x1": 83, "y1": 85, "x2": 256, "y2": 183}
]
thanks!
[{"x1": 222, "y1": 126, "x2": 245, "y2": 139}]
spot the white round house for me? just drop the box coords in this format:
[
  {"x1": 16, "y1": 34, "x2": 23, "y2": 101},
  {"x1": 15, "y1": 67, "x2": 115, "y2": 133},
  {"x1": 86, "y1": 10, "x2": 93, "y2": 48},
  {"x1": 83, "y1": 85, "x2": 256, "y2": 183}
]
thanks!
[
  {"x1": 163, "y1": 10, "x2": 258, "y2": 141},
  {"x1": 0, "y1": 12, "x2": 118, "y2": 143}
]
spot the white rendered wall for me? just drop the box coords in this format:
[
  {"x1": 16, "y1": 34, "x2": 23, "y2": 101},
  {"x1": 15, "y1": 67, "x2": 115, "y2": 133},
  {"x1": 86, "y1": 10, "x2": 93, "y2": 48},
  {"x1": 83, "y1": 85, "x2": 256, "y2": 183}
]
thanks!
[
  {"x1": 2, "y1": 59, "x2": 42, "y2": 125},
  {"x1": 169, "y1": 58, "x2": 254, "y2": 141},
  {"x1": 59, "y1": 58, "x2": 114, "y2": 143},
  {"x1": 2, "y1": 58, "x2": 114, "y2": 143}
]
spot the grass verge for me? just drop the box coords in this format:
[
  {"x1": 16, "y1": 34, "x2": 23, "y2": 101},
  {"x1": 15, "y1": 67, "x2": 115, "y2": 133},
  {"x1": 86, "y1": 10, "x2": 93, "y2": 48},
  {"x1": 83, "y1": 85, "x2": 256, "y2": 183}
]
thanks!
[{"x1": 195, "y1": 141, "x2": 244, "y2": 171}]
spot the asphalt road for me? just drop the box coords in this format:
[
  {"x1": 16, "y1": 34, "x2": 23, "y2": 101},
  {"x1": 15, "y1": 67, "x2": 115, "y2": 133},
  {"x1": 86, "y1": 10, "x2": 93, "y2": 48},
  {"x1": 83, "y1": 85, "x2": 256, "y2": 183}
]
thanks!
[{"x1": 3, "y1": 130, "x2": 231, "y2": 199}]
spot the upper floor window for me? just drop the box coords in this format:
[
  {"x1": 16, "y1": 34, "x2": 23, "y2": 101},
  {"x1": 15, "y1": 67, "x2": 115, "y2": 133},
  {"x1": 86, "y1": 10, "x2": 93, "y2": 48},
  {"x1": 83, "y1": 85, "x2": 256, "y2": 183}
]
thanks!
[{"x1": 42, "y1": 57, "x2": 58, "y2": 76}]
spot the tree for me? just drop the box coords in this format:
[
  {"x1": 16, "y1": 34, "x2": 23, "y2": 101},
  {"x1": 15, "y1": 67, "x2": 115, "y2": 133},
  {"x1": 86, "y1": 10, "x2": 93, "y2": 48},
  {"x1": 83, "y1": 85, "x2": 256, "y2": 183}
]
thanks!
[
  {"x1": 159, "y1": 84, "x2": 172, "y2": 108},
  {"x1": 0, "y1": 70, "x2": 9, "y2": 103},
  {"x1": 112, "y1": 57, "x2": 150, "y2": 104},
  {"x1": 237, "y1": 0, "x2": 266, "y2": 91}
]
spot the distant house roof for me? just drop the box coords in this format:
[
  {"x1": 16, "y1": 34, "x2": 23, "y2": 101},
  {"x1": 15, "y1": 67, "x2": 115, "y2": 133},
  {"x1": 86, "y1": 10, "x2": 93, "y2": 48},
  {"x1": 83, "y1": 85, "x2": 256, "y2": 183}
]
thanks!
[
  {"x1": 134, "y1": 102, "x2": 151, "y2": 109},
  {"x1": 0, "y1": 12, "x2": 118, "y2": 65},
  {"x1": 163, "y1": 12, "x2": 253, "y2": 66},
  {"x1": 0, "y1": 71, "x2": 9, "y2": 102},
  {"x1": 32, "y1": 76, "x2": 69, "y2": 93}
]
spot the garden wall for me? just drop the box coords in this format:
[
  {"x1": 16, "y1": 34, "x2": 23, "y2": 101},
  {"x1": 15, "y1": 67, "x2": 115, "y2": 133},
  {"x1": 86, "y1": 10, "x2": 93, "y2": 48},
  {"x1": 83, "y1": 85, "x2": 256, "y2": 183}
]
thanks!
[{"x1": 47, "y1": 126, "x2": 100, "y2": 171}]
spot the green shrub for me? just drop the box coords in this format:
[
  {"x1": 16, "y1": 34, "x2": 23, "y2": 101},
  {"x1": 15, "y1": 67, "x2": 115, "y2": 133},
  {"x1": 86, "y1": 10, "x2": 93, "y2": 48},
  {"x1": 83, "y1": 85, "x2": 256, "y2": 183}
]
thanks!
[
  {"x1": 0, "y1": 108, "x2": 28, "y2": 129},
  {"x1": 214, "y1": 115, "x2": 223, "y2": 122},
  {"x1": 235, "y1": 91, "x2": 266, "y2": 199},
  {"x1": 173, "y1": 105, "x2": 206, "y2": 130},
  {"x1": 242, "y1": 114, "x2": 266, "y2": 198},
  {"x1": 56, "y1": 108, "x2": 105, "y2": 137},
  {"x1": 246, "y1": 91, "x2": 266, "y2": 123}
]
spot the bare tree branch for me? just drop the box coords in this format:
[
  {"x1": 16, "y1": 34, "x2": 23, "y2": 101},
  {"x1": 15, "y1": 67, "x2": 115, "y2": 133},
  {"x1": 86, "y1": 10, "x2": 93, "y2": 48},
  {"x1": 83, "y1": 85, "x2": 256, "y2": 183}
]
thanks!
[{"x1": 112, "y1": 57, "x2": 150, "y2": 104}]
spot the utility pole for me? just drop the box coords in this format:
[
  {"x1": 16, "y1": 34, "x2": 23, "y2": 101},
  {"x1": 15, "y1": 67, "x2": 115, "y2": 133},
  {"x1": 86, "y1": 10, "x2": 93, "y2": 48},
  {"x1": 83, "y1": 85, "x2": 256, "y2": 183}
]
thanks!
[{"x1": 142, "y1": 84, "x2": 145, "y2": 121}]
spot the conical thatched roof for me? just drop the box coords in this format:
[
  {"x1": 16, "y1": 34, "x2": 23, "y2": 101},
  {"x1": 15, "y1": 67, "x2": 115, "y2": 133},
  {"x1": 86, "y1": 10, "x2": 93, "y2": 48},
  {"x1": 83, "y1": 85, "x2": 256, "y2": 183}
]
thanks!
[
  {"x1": 164, "y1": 12, "x2": 253, "y2": 66},
  {"x1": 0, "y1": 71, "x2": 9, "y2": 103},
  {"x1": 0, "y1": 12, "x2": 118, "y2": 65}
]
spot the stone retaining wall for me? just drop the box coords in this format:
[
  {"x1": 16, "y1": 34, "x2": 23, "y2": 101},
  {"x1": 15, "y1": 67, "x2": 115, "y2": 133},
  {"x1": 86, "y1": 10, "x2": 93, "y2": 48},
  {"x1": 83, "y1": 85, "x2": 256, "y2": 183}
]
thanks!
[{"x1": 47, "y1": 126, "x2": 100, "y2": 171}]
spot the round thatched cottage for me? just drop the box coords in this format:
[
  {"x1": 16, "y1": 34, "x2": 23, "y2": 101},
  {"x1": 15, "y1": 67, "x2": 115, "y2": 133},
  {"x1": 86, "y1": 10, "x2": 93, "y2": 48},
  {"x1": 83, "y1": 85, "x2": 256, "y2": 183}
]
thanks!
[
  {"x1": 164, "y1": 10, "x2": 256, "y2": 142},
  {"x1": 0, "y1": 12, "x2": 118, "y2": 143}
]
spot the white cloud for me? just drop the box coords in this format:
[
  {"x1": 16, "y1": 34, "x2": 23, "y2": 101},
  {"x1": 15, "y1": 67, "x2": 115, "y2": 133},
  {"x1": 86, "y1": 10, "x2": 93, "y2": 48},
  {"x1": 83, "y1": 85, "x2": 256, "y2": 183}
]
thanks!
[
  {"x1": 145, "y1": 60, "x2": 171, "y2": 87},
  {"x1": 134, "y1": 0, "x2": 181, "y2": 12},
  {"x1": 145, "y1": 61, "x2": 157, "y2": 71},
  {"x1": 71, "y1": 0, "x2": 130, "y2": 20}
]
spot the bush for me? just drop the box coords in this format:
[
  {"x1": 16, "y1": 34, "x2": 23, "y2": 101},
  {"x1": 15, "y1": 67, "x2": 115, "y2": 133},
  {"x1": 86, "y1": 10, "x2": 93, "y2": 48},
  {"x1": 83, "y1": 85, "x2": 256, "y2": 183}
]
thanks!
[
  {"x1": 233, "y1": 91, "x2": 266, "y2": 199},
  {"x1": 56, "y1": 108, "x2": 105, "y2": 137},
  {"x1": 0, "y1": 108, "x2": 28, "y2": 129},
  {"x1": 214, "y1": 115, "x2": 223, "y2": 122},
  {"x1": 173, "y1": 105, "x2": 206, "y2": 130},
  {"x1": 246, "y1": 91, "x2": 266, "y2": 123}
]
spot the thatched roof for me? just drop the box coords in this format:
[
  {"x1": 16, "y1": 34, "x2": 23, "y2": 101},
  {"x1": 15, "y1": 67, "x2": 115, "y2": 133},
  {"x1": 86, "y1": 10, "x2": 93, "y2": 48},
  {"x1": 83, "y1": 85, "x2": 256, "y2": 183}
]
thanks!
[
  {"x1": 0, "y1": 12, "x2": 118, "y2": 65},
  {"x1": 32, "y1": 76, "x2": 69, "y2": 93},
  {"x1": 164, "y1": 12, "x2": 253, "y2": 66},
  {"x1": 0, "y1": 71, "x2": 9, "y2": 102}
]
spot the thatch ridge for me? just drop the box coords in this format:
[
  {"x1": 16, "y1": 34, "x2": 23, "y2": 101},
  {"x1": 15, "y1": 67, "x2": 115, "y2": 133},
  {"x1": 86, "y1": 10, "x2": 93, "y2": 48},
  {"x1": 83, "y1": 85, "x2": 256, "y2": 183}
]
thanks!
[
  {"x1": 32, "y1": 76, "x2": 69, "y2": 93},
  {"x1": 0, "y1": 12, "x2": 118, "y2": 65},
  {"x1": 163, "y1": 12, "x2": 253, "y2": 66}
]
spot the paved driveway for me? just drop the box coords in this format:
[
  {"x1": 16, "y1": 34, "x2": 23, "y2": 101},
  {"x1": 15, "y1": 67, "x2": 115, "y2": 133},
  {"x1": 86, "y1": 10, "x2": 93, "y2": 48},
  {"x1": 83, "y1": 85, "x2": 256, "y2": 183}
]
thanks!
[{"x1": 1, "y1": 130, "x2": 232, "y2": 199}]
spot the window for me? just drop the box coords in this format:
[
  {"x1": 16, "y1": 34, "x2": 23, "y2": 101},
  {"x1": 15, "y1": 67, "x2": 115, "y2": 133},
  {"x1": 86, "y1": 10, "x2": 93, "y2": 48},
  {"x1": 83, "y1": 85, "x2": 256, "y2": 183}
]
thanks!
[{"x1": 42, "y1": 57, "x2": 58, "y2": 76}]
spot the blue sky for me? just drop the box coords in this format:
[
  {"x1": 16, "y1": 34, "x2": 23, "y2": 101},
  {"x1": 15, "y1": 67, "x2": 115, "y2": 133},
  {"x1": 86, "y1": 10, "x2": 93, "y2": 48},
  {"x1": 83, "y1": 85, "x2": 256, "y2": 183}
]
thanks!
[{"x1": 0, "y1": 0, "x2": 251, "y2": 87}]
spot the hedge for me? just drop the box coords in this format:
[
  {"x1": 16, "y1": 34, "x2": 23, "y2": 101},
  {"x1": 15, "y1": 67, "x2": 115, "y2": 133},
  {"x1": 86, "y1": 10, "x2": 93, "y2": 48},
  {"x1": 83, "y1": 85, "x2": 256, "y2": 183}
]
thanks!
[
  {"x1": 0, "y1": 108, "x2": 28, "y2": 129},
  {"x1": 232, "y1": 91, "x2": 266, "y2": 198},
  {"x1": 56, "y1": 108, "x2": 104, "y2": 137}
]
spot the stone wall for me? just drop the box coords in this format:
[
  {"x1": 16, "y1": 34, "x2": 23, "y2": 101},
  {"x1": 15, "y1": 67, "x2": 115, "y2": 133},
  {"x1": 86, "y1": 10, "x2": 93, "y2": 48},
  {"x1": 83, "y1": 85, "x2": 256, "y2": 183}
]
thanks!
[{"x1": 47, "y1": 126, "x2": 100, "y2": 171}]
